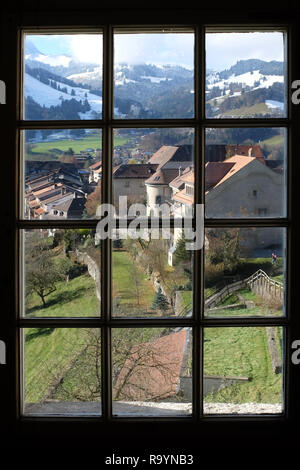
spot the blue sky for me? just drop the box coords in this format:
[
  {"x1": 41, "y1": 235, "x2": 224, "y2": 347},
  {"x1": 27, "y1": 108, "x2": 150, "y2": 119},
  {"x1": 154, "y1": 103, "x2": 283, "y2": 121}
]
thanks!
[{"x1": 26, "y1": 31, "x2": 284, "y2": 71}]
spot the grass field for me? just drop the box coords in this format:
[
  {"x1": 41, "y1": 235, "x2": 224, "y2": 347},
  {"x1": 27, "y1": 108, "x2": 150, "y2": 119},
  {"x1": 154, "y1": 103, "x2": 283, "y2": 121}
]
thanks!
[
  {"x1": 260, "y1": 135, "x2": 285, "y2": 146},
  {"x1": 205, "y1": 287, "x2": 282, "y2": 318},
  {"x1": 222, "y1": 102, "x2": 272, "y2": 116},
  {"x1": 24, "y1": 247, "x2": 284, "y2": 405},
  {"x1": 26, "y1": 273, "x2": 100, "y2": 317},
  {"x1": 25, "y1": 327, "x2": 92, "y2": 402},
  {"x1": 204, "y1": 326, "x2": 283, "y2": 404},
  {"x1": 180, "y1": 291, "x2": 192, "y2": 313},
  {"x1": 26, "y1": 134, "x2": 129, "y2": 157},
  {"x1": 112, "y1": 250, "x2": 155, "y2": 314}
]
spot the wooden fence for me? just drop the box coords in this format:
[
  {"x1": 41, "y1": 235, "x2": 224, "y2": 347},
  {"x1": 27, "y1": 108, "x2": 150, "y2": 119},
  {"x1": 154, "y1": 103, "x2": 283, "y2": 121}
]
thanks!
[
  {"x1": 246, "y1": 269, "x2": 283, "y2": 303},
  {"x1": 205, "y1": 269, "x2": 283, "y2": 309}
]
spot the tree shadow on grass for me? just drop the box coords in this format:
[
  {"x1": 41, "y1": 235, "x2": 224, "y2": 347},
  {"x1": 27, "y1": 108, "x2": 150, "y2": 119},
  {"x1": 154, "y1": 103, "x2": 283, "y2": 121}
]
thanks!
[
  {"x1": 26, "y1": 286, "x2": 93, "y2": 315},
  {"x1": 25, "y1": 328, "x2": 55, "y2": 342}
]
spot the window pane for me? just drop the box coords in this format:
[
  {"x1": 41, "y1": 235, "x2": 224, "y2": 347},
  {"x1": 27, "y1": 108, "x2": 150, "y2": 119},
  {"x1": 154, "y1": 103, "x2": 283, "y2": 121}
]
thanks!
[
  {"x1": 205, "y1": 128, "x2": 286, "y2": 218},
  {"x1": 203, "y1": 327, "x2": 284, "y2": 414},
  {"x1": 23, "y1": 328, "x2": 101, "y2": 416},
  {"x1": 204, "y1": 227, "x2": 286, "y2": 318},
  {"x1": 113, "y1": 232, "x2": 193, "y2": 318},
  {"x1": 113, "y1": 128, "x2": 194, "y2": 215},
  {"x1": 206, "y1": 31, "x2": 287, "y2": 118},
  {"x1": 112, "y1": 328, "x2": 192, "y2": 416},
  {"x1": 24, "y1": 33, "x2": 102, "y2": 120},
  {"x1": 23, "y1": 129, "x2": 102, "y2": 220},
  {"x1": 23, "y1": 229, "x2": 100, "y2": 317},
  {"x1": 114, "y1": 31, "x2": 194, "y2": 119}
]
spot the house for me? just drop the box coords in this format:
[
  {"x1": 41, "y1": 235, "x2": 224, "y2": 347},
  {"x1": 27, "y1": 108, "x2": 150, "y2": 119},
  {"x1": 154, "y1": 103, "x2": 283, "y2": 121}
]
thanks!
[
  {"x1": 113, "y1": 163, "x2": 158, "y2": 206},
  {"x1": 48, "y1": 195, "x2": 87, "y2": 219},
  {"x1": 163, "y1": 153, "x2": 284, "y2": 263},
  {"x1": 88, "y1": 161, "x2": 102, "y2": 183},
  {"x1": 25, "y1": 162, "x2": 86, "y2": 219},
  {"x1": 145, "y1": 145, "x2": 194, "y2": 214}
]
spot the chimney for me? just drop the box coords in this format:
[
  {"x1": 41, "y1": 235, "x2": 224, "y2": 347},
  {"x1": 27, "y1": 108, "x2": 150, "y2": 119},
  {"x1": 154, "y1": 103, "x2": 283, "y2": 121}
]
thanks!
[
  {"x1": 248, "y1": 147, "x2": 253, "y2": 157},
  {"x1": 178, "y1": 166, "x2": 182, "y2": 177}
]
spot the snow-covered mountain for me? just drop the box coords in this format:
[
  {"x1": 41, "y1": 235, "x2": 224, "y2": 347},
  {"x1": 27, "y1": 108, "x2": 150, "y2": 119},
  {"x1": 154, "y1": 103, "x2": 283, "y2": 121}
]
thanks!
[
  {"x1": 24, "y1": 39, "x2": 285, "y2": 120},
  {"x1": 206, "y1": 59, "x2": 285, "y2": 117},
  {"x1": 207, "y1": 70, "x2": 283, "y2": 91},
  {"x1": 24, "y1": 73, "x2": 102, "y2": 118}
]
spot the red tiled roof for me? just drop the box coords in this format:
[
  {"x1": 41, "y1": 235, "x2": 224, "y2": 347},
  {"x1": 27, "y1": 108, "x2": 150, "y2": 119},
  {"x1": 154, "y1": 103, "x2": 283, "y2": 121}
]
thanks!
[
  {"x1": 113, "y1": 330, "x2": 189, "y2": 402},
  {"x1": 212, "y1": 155, "x2": 261, "y2": 188},
  {"x1": 173, "y1": 190, "x2": 194, "y2": 205},
  {"x1": 145, "y1": 168, "x2": 181, "y2": 185},
  {"x1": 89, "y1": 161, "x2": 102, "y2": 170},
  {"x1": 225, "y1": 144, "x2": 264, "y2": 163},
  {"x1": 114, "y1": 164, "x2": 158, "y2": 179},
  {"x1": 205, "y1": 162, "x2": 235, "y2": 190},
  {"x1": 149, "y1": 146, "x2": 179, "y2": 167},
  {"x1": 169, "y1": 167, "x2": 193, "y2": 189},
  {"x1": 34, "y1": 207, "x2": 46, "y2": 216},
  {"x1": 149, "y1": 145, "x2": 193, "y2": 169}
]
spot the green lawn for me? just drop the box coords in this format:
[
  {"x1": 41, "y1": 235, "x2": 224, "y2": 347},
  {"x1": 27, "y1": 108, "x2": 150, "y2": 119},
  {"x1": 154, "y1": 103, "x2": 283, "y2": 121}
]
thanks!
[
  {"x1": 222, "y1": 102, "x2": 272, "y2": 116},
  {"x1": 26, "y1": 273, "x2": 100, "y2": 317},
  {"x1": 113, "y1": 250, "x2": 155, "y2": 314},
  {"x1": 26, "y1": 134, "x2": 129, "y2": 157},
  {"x1": 25, "y1": 327, "x2": 91, "y2": 402},
  {"x1": 260, "y1": 135, "x2": 284, "y2": 146},
  {"x1": 206, "y1": 287, "x2": 282, "y2": 318},
  {"x1": 204, "y1": 326, "x2": 282, "y2": 403},
  {"x1": 179, "y1": 291, "x2": 192, "y2": 314}
]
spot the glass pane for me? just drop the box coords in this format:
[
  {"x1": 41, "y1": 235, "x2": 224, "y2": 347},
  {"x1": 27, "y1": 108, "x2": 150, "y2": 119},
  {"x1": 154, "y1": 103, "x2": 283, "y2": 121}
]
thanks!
[
  {"x1": 113, "y1": 128, "x2": 194, "y2": 215},
  {"x1": 23, "y1": 229, "x2": 100, "y2": 317},
  {"x1": 112, "y1": 328, "x2": 192, "y2": 416},
  {"x1": 204, "y1": 227, "x2": 286, "y2": 317},
  {"x1": 206, "y1": 31, "x2": 286, "y2": 118},
  {"x1": 114, "y1": 31, "x2": 194, "y2": 119},
  {"x1": 113, "y1": 231, "x2": 193, "y2": 318},
  {"x1": 23, "y1": 328, "x2": 101, "y2": 416},
  {"x1": 24, "y1": 33, "x2": 102, "y2": 120},
  {"x1": 203, "y1": 327, "x2": 284, "y2": 414},
  {"x1": 205, "y1": 128, "x2": 286, "y2": 218},
  {"x1": 23, "y1": 129, "x2": 102, "y2": 220}
]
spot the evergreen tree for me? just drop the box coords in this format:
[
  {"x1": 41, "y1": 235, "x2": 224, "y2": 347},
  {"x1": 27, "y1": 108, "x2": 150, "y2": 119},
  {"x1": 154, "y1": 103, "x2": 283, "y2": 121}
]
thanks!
[
  {"x1": 152, "y1": 287, "x2": 169, "y2": 312},
  {"x1": 174, "y1": 233, "x2": 191, "y2": 265}
]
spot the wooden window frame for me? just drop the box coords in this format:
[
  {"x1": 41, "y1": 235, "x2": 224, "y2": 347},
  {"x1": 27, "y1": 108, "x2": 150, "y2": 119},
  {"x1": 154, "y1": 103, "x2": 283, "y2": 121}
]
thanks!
[{"x1": 0, "y1": 6, "x2": 299, "y2": 449}]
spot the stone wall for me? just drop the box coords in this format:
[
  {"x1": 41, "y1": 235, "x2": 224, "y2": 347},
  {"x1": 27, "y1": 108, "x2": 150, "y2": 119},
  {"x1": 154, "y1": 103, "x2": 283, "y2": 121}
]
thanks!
[
  {"x1": 178, "y1": 375, "x2": 249, "y2": 401},
  {"x1": 73, "y1": 250, "x2": 101, "y2": 301}
]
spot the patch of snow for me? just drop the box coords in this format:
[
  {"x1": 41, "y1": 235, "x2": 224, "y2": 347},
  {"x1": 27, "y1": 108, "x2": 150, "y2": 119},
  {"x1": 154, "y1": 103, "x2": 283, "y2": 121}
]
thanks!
[
  {"x1": 207, "y1": 70, "x2": 283, "y2": 91},
  {"x1": 67, "y1": 66, "x2": 102, "y2": 82},
  {"x1": 141, "y1": 76, "x2": 169, "y2": 83},
  {"x1": 24, "y1": 73, "x2": 102, "y2": 117},
  {"x1": 265, "y1": 100, "x2": 284, "y2": 110}
]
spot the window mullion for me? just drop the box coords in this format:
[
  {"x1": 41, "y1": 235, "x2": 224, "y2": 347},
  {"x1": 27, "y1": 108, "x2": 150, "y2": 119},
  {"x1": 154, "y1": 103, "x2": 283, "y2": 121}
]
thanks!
[{"x1": 101, "y1": 24, "x2": 114, "y2": 421}]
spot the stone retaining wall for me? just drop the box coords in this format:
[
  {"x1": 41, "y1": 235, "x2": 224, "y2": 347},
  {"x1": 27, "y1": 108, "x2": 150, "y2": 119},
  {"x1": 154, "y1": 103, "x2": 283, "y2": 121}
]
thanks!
[{"x1": 72, "y1": 250, "x2": 101, "y2": 301}]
